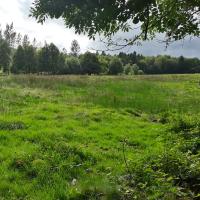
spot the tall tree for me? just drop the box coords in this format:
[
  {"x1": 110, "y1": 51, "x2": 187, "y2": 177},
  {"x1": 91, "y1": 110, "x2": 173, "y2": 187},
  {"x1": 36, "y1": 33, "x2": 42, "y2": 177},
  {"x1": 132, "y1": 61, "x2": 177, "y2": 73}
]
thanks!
[
  {"x1": 65, "y1": 56, "x2": 81, "y2": 74},
  {"x1": 70, "y1": 40, "x2": 80, "y2": 57}
]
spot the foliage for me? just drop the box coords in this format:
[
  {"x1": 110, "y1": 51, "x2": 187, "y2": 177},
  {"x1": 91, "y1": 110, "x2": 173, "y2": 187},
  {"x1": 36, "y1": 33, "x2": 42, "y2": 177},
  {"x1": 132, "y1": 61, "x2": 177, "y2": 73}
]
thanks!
[
  {"x1": 65, "y1": 56, "x2": 81, "y2": 75},
  {"x1": 139, "y1": 55, "x2": 200, "y2": 74},
  {"x1": 12, "y1": 45, "x2": 37, "y2": 74},
  {"x1": 31, "y1": 0, "x2": 200, "y2": 44},
  {"x1": 0, "y1": 38, "x2": 11, "y2": 73},
  {"x1": 38, "y1": 43, "x2": 62, "y2": 74},
  {"x1": 108, "y1": 57, "x2": 123, "y2": 75},
  {"x1": 98, "y1": 54, "x2": 111, "y2": 74},
  {"x1": 11, "y1": 45, "x2": 25, "y2": 74},
  {"x1": 124, "y1": 63, "x2": 140, "y2": 75},
  {"x1": 1, "y1": 23, "x2": 200, "y2": 76},
  {"x1": 80, "y1": 52, "x2": 102, "y2": 75},
  {"x1": 23, "y1": 45, "x2": 37, "y2": 73}
]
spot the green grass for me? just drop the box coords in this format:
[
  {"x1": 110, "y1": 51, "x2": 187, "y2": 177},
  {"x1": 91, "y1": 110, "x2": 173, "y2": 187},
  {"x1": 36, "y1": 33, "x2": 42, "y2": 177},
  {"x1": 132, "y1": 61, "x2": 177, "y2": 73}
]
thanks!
[{"x1": 0, "y1": 74, "x2": 200, "y2": 199}]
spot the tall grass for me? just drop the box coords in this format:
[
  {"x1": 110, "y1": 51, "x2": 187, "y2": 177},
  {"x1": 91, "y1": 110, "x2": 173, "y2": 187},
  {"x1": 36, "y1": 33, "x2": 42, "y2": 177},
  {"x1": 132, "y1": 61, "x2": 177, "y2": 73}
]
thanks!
[{"x1": 1, "y1": 74, "x2": 200, "y2": 113}]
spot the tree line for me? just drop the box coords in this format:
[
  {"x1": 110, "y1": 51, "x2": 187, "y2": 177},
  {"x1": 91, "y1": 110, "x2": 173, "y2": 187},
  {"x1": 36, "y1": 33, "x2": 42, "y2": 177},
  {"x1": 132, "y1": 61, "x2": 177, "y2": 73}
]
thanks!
[{"x1": 0, "y1": 23, "x2": 200, "y2": 75}]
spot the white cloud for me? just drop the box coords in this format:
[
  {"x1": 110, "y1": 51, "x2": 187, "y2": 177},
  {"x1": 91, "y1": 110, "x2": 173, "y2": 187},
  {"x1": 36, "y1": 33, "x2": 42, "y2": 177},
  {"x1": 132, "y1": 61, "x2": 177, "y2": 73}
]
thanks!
[{"x1": 0, "y1": 0, "x2": 90, "y2": 52}]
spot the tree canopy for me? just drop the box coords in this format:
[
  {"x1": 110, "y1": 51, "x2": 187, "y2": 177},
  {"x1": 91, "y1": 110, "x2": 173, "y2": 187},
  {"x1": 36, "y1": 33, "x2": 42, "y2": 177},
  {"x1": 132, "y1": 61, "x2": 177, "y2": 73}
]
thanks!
[
  {"x1": 1, "y1": 22, "x2": 200, "y2": 75},
  {"x1": 31, "y1": 0, "x2": 200, "y2": 46}
]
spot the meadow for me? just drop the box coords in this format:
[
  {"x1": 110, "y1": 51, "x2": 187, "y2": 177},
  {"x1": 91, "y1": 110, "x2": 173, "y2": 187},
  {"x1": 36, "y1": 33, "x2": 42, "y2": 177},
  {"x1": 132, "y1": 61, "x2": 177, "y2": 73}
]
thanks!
[{"x1": 0, "y1": 74, "x2": 200, "y2": 199}]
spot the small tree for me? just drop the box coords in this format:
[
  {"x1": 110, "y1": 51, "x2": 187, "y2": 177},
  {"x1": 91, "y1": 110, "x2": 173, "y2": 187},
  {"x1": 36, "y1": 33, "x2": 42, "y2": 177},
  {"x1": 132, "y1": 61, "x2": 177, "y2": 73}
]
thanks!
[
  {"x1": 70, "y1": 40, "x2": 80, "y2": 57},
  {"x1": 108, "y1": 57, "x2": 123, "y2": 75}
]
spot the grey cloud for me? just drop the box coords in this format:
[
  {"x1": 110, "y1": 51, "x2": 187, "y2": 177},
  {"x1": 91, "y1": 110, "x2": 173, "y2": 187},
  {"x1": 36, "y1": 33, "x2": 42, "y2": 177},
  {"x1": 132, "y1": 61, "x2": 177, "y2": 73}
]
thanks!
[
  {"x1": 134, "y1": 38, "x2": 200, "y2": 58},
  {"x1": 89, "y1": 32, "x2": 200, "y2": 58}
]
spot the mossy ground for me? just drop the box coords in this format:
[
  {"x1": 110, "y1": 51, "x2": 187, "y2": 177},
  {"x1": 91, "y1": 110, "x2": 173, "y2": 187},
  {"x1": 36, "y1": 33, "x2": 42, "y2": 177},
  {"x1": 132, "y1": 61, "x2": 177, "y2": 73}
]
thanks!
[{"x1": 0, "y1": 75, "x2": 200, "y2": 199}]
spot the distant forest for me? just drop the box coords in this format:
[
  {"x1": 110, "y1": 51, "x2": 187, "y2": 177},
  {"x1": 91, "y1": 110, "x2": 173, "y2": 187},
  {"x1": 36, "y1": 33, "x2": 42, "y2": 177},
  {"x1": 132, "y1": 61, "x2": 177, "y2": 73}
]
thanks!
[{"x1": 1, "y1": 23, "x2": 200, "y2": 75}]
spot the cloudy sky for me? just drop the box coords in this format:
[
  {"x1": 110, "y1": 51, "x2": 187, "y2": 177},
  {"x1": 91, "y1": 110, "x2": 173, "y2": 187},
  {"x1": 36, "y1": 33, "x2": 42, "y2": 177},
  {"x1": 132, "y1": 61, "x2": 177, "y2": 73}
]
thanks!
[{"x1": 0, "y1": 0, "x2": 200, "y2": 58}]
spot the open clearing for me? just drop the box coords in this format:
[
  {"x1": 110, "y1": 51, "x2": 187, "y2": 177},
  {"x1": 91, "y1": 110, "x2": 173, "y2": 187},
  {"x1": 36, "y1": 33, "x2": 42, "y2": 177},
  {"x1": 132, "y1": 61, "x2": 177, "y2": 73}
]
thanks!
[{"x1": 0, "y1": 75, "x2": 200, "y2": 199}]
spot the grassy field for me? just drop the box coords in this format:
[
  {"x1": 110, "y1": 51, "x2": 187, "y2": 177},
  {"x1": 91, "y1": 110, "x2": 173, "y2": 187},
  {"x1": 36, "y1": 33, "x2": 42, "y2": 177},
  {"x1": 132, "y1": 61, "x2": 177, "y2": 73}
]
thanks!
[{"x1": 0, "y1": 75, "x2": 200, "y2": 199}]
